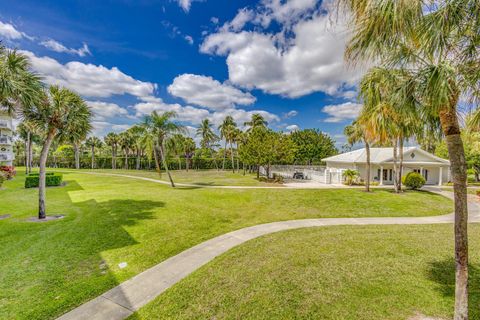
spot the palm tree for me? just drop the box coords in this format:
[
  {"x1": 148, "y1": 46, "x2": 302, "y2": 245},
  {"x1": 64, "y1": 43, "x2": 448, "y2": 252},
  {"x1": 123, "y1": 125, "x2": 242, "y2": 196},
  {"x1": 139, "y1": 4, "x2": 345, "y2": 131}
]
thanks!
[
  {"x1": 128, "y1": 126, "x2": 146, "y2": 170},
  {"x1": 17, "y1": 121, "x2": 37, "y2": 174},
  {"x1": 85, "y1": 136, "x2": 102, "y2": 169},
  {"x1": 0, "y1": 46, "x2": 42, "y2": 115},
  {"x1": 344, "y1": 119, "x2": 372, "y2": 192},
  {"x1": 338, "y1": 1, "x2": 479, "y2": 316},
  {"x1": 23, "y1": 85, "x2": 92, "y2": 219},
  {"x1": 143, "y1": 111, "x2": 185, "y2": 187},
  {"x1": 183, "y1": 137, "x2": 196, "y2": 172},
  {"x1": 196, "y1": 119, "x2": 219, "y2": 170},
  {"x1": 244, "y1": 113, "x2": 268, "y2": 131},
  {"x1": 168, "y1": 134, "x2": 186, "y2": 171},
  {"x1": 104, "y1": 132, "x2": 119, "y2": 169},
  {"x1": 118, "y1": 131, "x2": 133, "y2": 170},
  {"x1": 218, "y1": 116, "x2": 236, "y2": 170}
]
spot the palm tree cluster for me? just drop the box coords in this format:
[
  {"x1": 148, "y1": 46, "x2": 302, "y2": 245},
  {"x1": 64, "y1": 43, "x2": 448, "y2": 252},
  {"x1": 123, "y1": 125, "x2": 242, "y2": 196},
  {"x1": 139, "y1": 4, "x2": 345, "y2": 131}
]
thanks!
[
  {"x1": 338, "y1": 0, "x2": 479, "y2": 317},
  {"x1": 1, "y1": 47, "x2": 93, "y2": 219}
]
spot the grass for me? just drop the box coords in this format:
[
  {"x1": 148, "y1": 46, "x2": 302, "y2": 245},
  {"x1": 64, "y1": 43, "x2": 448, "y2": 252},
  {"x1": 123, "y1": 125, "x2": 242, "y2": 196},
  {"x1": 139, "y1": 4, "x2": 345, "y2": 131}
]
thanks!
[
  {"x1": 0, "y1": 170, "x2": 452, "y2": 319},
  {"x1": 82, "y1": 168, "x2": 273, "y2": 186},
  {"x1": 131, "y1": 224, "x2": 480, "y2": 320}
]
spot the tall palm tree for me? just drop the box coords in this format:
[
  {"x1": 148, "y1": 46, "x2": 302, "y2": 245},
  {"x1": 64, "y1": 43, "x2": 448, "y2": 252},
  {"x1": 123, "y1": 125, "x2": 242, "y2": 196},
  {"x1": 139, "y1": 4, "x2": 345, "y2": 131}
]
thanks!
[
  {"x1": 118, "y1": 131, "x2": 133, "y2": 170},
  {"x1": 16, "y1": 121, "x2": 37, "y2": 174},
  {"x1": 167, "y1": 134, "x2": 186, "y2": 171},
  {"x1": 338, "y1": 1, "x2": 480, "y2": 316},
  {"x1": 218, "y1": 116, "x2": 236, "y2": 170},
  {"x1": 183, "y1": 137, "x2": 196, "y2": 172},
  {"x1": 104, "y1": 132, "x2": 119, "y2": 169},
  {"x1": 196, "y1": 119, "x2": 219, "y2": 170},
  {"x1": 244, "y1": 113, "x2": 268, "y2": 131},
  {"x1": 344, "y1": 119, "x2": 373, "y2": 192},
  {"x1": 143, "y1": 111, "x2": 185, "y2": 187},
  {"x1": 0, "y1": 46, "x2": 42, "y2": 115},
  {"x1": 23, "y1": 85, "x2": 92, "y2": 219},
  {"x1": 128, "y1": 125, "x2": 146, "y2": 170},
  {"x1": 85, "y1": 136, "x2": 102, "y2": 169}
]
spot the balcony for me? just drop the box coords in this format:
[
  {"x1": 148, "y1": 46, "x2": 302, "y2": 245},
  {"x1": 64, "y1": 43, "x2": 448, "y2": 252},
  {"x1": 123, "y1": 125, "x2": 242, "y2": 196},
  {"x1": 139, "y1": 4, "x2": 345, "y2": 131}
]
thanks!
[
  {"x1": 0, "y1": 136, "x2": 12, "y2": 145},
  {"x1": 0, "y1": 120, "x2": 12, "y2": 130},
  {"x1": 0, "y1": 152, "x2": 13, "y2": 161}
]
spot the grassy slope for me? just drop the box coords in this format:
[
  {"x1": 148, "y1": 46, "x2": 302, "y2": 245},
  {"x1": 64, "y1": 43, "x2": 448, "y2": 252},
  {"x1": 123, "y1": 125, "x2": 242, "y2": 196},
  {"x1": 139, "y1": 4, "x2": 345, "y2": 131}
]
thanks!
[
  {"x1": 131, "y1": 224, "x2": 480, "y2": 320},
  {"x1": 0, "y1": 171, "x2": 452, "y2": 319}
]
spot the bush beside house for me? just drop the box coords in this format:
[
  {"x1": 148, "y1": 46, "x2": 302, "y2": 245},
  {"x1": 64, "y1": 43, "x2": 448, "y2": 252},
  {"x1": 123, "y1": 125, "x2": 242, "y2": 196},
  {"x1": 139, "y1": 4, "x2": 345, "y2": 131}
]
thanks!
[{"x1": 402, "y1": 172, "x2": 426, "y2": 190}]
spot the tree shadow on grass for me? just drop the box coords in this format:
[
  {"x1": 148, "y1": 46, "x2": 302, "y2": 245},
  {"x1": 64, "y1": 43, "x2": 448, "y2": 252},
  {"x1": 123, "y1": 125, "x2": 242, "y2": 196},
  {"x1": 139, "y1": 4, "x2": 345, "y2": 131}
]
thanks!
[
  {"x1": 427, "y1": 259, "x2": 480, "y2": 318},
  {"x1": 1, "y1": 178, "x2": 165, "y2": 319}
]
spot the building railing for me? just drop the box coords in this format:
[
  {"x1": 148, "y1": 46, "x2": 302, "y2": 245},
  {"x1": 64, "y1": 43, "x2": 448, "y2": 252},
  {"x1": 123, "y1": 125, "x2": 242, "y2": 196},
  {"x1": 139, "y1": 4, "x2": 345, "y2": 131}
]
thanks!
[
  {"x1": 0, "y1": 152, "x2": 13, "y2": 161},
  {"x1": 0, "y1": 120, "x2": 12, "y2": 130},
  {"x1": 0, "y1": 136, "x2": 12, "y2": 145}
]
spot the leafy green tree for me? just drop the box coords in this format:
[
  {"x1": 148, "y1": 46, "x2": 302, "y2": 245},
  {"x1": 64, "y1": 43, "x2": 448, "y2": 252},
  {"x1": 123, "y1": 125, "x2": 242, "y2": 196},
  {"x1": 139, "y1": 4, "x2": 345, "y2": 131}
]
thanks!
[
  {"x1": 85, "y1": 136, "x2": 102, "y2": 169},
  {"x1": 128, "y1": 125, "x2": 146, "y2": 170},
  {"x1": 23, "y1": 86, "x2": 92, "y2": 219},
  {"x1": 344, "y1": 120, "x2": 373, "y2": 192},
  {"x1": 183, "y1": 137, "x2": 196, "y2": 172},
  {"x1": 104, "y1": 132, "x2": 119, "y2": 169},
  {"x1": 143, "y1": 111, "x2": 185, "y2": 187},
  {"x1": 339, "y1": 0, "x2": 480, "y2": 314},
  {"x1": 239, "y1": 127, "x2": 295, "y2": 178},
  {"x1": 290, "y1": 129, "x2": 337, "y2": 165},
  {"x1": 342, "y1": 169, "x2": 359, "y2": 186}
]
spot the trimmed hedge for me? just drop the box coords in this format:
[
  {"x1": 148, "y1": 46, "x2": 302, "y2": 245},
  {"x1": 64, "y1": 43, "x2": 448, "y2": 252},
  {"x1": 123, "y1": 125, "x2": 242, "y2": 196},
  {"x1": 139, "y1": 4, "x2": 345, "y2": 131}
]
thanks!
[
  {"x1": 402, "y1": 172, "x2": 426, "y2": 190},
  {"x1": 25, "y1": 173, "x2": 63, "y2": 188}
]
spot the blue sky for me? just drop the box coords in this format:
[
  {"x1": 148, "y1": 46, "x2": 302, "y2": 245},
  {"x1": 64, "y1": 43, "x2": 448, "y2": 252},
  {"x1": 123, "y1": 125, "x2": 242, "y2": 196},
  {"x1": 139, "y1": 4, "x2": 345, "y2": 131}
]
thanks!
[{"x1": 0, "y1": 0, "x2": 363, "y2": 146}]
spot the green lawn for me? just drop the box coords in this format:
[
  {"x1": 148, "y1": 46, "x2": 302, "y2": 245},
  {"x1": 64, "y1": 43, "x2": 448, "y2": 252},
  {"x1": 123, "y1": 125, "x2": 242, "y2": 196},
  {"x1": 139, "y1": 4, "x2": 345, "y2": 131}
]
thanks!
[
  {"x1": 131, "y1": 224, "x2": 480, "y2": 320},
  {"x1": 81, "y1": 168, "x2": 274, "y2": 186},
  {"x1": 0, "y1": 170, "x2": 452, "y2": 319}
]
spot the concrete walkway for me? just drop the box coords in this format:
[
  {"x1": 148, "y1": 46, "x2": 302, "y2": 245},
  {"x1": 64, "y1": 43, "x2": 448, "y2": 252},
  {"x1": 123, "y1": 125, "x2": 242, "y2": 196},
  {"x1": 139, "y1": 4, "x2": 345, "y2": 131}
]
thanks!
[{"x1": 57, "y1": 188, "x2": 480, "y2": 320}]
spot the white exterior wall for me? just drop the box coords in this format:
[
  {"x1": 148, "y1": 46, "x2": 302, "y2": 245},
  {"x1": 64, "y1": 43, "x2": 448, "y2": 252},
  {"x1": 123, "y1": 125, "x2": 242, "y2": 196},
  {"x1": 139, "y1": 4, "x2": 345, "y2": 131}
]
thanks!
[{"x1": 0, "y1": 112, "x2": 14, "y2": 166}]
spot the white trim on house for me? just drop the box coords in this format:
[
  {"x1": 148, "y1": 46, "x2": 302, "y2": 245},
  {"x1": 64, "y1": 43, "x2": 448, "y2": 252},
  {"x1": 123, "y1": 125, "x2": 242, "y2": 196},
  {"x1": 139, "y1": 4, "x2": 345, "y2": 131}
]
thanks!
[{"x1": 322, "y1": 147, "x2": 450, "y2": 186}]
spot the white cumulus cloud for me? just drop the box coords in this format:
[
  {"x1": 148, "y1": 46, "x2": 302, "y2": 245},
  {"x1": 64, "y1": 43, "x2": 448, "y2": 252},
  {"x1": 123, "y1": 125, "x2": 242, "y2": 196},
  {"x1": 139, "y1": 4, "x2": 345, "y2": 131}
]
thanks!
[
  {"x1": 40, "y1": 40, "x2": 91, "y2": 57},
  {"x1": 322, "y1": 102, "x2": 362, "y2": 123},
  {"x1": 21, "y1": 50, "x2": 157, "y2": 99},
  {"x1": 168, "y1": 74, "x2": 256, "y2": 110},
  {"x1": 201, "y1": 1, "x2": 361, "y2": 99},
  {"x1": 0, "y1": 21, "x2": 26, "y2": 40},
  {"x1": 87, "y1": 101, "x2": 129, "y2": 121}
]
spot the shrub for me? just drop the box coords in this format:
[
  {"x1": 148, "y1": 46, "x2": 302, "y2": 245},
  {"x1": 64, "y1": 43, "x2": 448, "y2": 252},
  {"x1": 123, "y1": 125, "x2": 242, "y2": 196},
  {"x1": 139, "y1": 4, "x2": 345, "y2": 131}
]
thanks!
[
  {"x1": 25, "y1": 173, "x2": 63, "y2": 188},
  {"x1": 402, "y1": 172, "x2": 426, "y2": 190},
  {"x1": 272, "y1": 174, "x2": 284, "y2": 184},
  {"x1": 342, "y1": 169, "x2": 359, "y2": 186},
  {"x1": 0, "y1": 166, "x2": 16, "y2": 179}
]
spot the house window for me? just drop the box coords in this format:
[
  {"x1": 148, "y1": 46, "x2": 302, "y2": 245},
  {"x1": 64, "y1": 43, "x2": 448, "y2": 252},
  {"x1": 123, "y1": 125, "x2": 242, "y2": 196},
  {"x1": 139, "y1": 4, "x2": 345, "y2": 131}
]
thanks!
[
  {"x1": 383, "y1": 169, "x2": 388, "y2": 181},
  {"x1": 389, "y1": 169, "x2": 393, "y2": 181}
]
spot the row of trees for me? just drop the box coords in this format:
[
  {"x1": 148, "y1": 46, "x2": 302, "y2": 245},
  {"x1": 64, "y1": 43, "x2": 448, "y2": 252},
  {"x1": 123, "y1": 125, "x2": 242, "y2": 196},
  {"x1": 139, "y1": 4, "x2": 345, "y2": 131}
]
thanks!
[
  {"x1": 338, "y1": 0, "x2": 479, "y2": 317},
  {"x1": 16, "y1": 115, "x2": 338, "y2": 178}
]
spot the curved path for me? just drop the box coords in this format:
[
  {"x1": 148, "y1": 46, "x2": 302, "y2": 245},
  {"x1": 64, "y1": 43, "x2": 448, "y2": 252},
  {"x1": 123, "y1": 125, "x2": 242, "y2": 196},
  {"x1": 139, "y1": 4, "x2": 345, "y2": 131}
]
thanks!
[{"x1": 57, "y1": 187, "x2": 480, "y2": 320}]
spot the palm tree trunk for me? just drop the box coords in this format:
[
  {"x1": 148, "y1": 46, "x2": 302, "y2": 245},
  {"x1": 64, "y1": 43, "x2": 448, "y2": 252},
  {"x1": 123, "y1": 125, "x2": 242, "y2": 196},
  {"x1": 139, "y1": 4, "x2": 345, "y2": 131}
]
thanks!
[
  {"x1": 125, "y1": 150, "x2": 129, "y2": 170},
  {"x1": 153, "y1": 147, "x2": 161, "y2": 177},
  {"x1": 38, "y1": 130, "x2": 56, "y2": 219},
  {"x1": 392, "y1": 139, "x2": 399, "y2": 193},
  {"x1": 111, "y1": 148, "x2": 115, "y2": 169},
  {"x1": 398, "y1": 137, "x2": 404, "y2": 191},
  {"x1": 230, "y1": 142, "x2": 235, "y2": 173},
  {"x1": 28, "y1": 139, "x2": 33, "y2": 173},
  {"x1": 74, "y1": 143, "x2": 80, "y2": 169},
  {"x1": 159, "y1": 141, "x2": 175, "y2": 187},
  {"x1": 186, "y1": 155, "x2": 190, "y2": 172},
  {"x1": 439, "y1": 107, "x2": 468, "y2": 320},
  {"x1": 178, "y1": 157, "x2": 182, "y2": 171},
  {"x1": 25, "y1": 133, "x2": 30, "y2": 174},
  {"x1": 222, "y1": 140, "x2": 227, "y2": 170},
  {"x1": 136, "y1": 149, "x2": 141, "y2": 170},
  {"x1": 91, "y1": 146, "x2": 95, "y2": 169},
  {"x1": 365, "y1": 141, "x2": 370, "y2": 192}
]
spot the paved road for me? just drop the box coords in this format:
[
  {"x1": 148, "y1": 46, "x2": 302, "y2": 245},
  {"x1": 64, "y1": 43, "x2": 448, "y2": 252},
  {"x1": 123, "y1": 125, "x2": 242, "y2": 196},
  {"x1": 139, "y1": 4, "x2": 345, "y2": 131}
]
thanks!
[{"x1": 57, "y1": 186, "x2": 480, "y2": 320}]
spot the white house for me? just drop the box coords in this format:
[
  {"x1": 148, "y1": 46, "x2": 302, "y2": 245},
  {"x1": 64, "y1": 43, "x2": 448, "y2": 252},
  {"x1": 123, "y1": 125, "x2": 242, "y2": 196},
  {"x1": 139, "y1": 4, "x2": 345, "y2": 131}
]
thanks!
[
  {"x1": 322, "y1": 147, "x2": 450, "y2": 186},
  {"x1": 0, "y1": 111, "x2": 14, "y2": 166}
]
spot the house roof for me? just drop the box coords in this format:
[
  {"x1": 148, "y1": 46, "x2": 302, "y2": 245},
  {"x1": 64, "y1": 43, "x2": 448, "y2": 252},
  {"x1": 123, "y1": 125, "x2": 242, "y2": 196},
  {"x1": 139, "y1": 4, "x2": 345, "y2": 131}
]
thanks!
[{"x1": 322, "y1": 147, "x2": 450, "y2": 165}]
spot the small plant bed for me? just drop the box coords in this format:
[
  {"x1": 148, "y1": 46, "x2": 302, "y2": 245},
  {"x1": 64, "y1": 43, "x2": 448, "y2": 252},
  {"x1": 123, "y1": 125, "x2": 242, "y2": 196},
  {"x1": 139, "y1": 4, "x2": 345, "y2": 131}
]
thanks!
[{"x1": 25, "y1": 173, "x2": 64, "y2": 188}]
